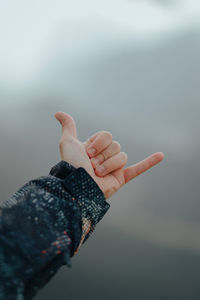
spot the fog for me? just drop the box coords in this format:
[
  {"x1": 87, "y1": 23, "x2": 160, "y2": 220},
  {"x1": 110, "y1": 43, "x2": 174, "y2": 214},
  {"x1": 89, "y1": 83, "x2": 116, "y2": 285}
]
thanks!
[{"x1": 1, "y1": 1, "x2": 200, "y2": 299}]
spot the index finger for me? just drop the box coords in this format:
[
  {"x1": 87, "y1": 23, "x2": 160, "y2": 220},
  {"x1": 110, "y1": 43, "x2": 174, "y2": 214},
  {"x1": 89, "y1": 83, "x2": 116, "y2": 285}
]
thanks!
[
  {"x1": 87, "y1": 131, "x2": 112, "y2": 157},
  {"x1": 123, "y1": 152, "x2": 164, "y2": 184}
]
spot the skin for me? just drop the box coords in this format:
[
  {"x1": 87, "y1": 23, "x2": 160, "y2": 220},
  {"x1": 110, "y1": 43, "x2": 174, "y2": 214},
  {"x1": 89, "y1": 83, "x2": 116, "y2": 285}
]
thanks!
[{"x1": 55, "y1": 111, "x2": 165, "y2": 199}]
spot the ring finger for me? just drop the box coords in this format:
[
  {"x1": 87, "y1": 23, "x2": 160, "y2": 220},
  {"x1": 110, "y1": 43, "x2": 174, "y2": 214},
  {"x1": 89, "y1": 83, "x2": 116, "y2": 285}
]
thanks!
[{"x1": 91, "y1": 141, "x2": 121, "y2": 168}]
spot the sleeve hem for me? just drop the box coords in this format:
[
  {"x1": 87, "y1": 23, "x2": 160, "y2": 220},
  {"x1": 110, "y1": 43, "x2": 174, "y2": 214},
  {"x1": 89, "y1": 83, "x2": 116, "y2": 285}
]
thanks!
[{"x1": 62, "y1": 166, "x2": 110, "y2": 225}]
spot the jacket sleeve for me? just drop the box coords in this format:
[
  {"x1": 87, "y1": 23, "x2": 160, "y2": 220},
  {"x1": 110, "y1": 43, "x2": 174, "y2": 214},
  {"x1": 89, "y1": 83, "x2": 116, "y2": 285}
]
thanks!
[{"x1": 0, "y1": 161, "x2": 110, "y2": 300}]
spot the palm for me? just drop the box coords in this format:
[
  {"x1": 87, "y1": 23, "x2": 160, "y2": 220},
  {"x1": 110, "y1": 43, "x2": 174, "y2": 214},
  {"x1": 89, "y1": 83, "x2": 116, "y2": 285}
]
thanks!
[{"x1": 59, "y1": 137, "x2": 123, "y2": 199}]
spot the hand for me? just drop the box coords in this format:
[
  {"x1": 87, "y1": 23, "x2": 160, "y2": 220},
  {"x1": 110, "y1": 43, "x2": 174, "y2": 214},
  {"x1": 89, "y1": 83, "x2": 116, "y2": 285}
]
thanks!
[{"x1": 55, "y1": 112, "x2": 164, "y2": 199}]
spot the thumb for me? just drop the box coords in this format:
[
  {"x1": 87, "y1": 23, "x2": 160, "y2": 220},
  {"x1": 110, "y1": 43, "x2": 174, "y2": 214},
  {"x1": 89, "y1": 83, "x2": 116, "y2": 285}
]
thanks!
[{"x1": 54, "y1": 111, "x2": 78, "y2": 139}]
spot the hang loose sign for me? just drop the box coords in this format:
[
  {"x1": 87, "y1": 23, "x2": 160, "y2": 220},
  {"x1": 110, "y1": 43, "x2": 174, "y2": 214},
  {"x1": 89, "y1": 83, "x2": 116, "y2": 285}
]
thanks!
[{"x1": 55, "y1": 111, "x2": 164, "y2": 199}]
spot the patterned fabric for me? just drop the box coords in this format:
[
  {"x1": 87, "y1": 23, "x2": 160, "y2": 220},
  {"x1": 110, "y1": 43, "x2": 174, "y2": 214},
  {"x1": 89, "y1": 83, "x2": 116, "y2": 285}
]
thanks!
[{"x1": 0, "y1": 161, "x2": 110, "y2": 300}]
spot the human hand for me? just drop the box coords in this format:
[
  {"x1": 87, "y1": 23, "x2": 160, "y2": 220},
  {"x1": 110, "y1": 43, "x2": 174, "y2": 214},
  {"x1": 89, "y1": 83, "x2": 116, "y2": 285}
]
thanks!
[{"x1": 55, "y1": 112, "x2": 164, "y2": 199}]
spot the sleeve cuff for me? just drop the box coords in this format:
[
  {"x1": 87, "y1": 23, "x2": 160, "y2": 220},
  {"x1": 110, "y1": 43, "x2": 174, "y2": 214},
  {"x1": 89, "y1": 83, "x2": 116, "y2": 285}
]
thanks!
[
  {"x1": 50, "y1": 161, "x2": 110, "y2": 230},
  {"x1": 63, "y1": 167, "x2": 110, "y2": 225},
  {"x1": 49, "y1": 160, "x2": 76, "y2": 179}
]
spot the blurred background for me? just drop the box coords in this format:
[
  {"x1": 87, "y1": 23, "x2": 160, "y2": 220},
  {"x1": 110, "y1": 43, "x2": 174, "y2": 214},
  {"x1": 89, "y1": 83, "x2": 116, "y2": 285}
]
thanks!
[{"x1": 1, "y1": 0, "x2": 200, "y2": 299}]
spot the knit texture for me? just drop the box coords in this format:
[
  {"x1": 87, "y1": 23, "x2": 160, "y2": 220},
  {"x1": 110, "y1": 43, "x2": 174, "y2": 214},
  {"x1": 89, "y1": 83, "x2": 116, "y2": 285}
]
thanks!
[{"x1": 0, "y1": 161, "x2": 110, "y2": 299}]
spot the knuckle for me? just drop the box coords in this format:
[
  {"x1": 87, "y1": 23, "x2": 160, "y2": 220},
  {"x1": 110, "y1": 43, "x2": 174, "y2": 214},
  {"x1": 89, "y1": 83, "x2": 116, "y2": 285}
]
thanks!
[
  {"x1": 113, "y1": 141, "x2": 121, "y2": 151},
  {"x1": 121, "y1": 152, "x2": 128, "y2": 162},
  {"x1": 102, "y1": 131, "x2": 113, "y2": 140},
  {"x1": 89, "y1": 132, "x2": 98, "y2": 142}
]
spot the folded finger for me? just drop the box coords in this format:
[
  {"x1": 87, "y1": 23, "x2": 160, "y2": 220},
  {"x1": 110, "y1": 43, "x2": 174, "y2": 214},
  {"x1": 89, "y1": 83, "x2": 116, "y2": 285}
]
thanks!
[
  {"x1": 95, "y1": 152, "x2": 128, "y2": 177},
  {"x1": 91, "y1": 141, "x2": 121, "y2": 168},
  {"x1": 87, "y1": 131, "x2": 112, "y2": 157},
  {"x1": 83, "y1": 132, "x2": 99, "y2": 148}
]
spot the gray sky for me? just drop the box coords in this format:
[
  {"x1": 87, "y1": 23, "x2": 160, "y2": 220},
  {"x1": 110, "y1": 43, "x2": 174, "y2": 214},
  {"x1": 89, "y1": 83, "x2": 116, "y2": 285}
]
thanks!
[
  {"x1": 1, "y1": 3, "x2": 200, "y2": 299},
  {"x1": 0, "y1": 0, "x2": 200, "y2": 88}
]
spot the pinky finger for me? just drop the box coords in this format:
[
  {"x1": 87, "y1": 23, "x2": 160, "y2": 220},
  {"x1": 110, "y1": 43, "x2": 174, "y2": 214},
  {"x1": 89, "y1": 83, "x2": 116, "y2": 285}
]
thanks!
[{"x1": 123, "y1": 152, "x2": 164, "y2": 184}]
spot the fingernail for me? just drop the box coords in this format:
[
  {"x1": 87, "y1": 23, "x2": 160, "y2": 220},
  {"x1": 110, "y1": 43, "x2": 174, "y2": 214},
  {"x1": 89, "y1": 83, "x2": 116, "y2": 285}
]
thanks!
[
  {"x1": 87, "y1": 147, "x2": 96, "y2": 156},
  {"x1": 92, "y1": 158, "x2": 100, "y2": 167},
  {"x1": 96, "y1": 165, "x2": 105, "y2": 174}
]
